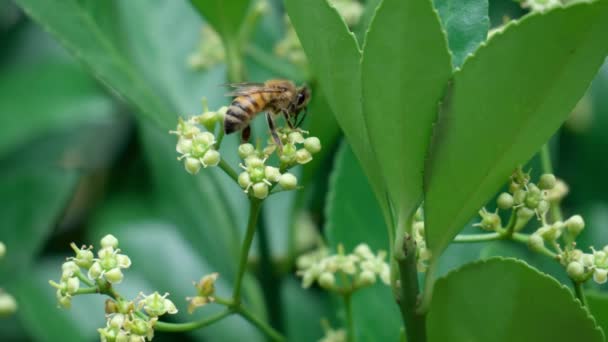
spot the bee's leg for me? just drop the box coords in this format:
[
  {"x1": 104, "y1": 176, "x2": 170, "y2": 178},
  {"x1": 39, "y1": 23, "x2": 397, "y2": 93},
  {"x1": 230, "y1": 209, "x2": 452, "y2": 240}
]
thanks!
[
  {"x1": 266, "y1": 112, "x2": 283, "y2": 151},
  {"x1": 282, "y1": 110, "x2": 295, "y2": 129},
  {"x1": 241, "y1": 125, "x2": 251, "y2": 144}
]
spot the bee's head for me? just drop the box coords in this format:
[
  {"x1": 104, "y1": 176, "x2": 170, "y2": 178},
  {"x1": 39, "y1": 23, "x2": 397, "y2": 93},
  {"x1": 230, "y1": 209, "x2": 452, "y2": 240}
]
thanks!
[{"x1": 294, "y1": 86, "x2": 311, "y2": 113}]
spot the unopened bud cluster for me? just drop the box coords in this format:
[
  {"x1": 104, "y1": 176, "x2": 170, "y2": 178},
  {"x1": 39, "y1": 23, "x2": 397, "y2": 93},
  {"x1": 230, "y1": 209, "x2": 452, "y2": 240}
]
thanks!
[
  {"x1": 412, "y1": 213, "x2": 432, "y2": 272},
  {"x1": 188, "y1": 26, "x2": 225, "y2": 70},
  {"x1": 265, "y1": 127, "x2": 322, "y2": 168},
  {"x1": 237, "y1": 149, "x2": 298, "y2": 199},
  {"x1": 296, "y1": 244, "x2": 390, "y2": 292},
  {"x1": 186, "y1": 273, "x2": 219, "y2": 313},
  {"x1": 99, "y1": 292, "x2": 177, "y2": 342},
  {"x1": 170, "y1": 100, "x2": 226, "y2": 175},
  {"x1": 0, "y1": 241, "x2": 17, "y2": 317}
]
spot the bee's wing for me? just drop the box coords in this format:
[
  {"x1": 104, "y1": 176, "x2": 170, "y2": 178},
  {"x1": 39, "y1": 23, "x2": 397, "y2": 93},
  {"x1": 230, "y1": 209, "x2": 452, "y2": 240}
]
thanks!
[{"x1": 222, "y1": 82, "x2": 284, "y2": 96}]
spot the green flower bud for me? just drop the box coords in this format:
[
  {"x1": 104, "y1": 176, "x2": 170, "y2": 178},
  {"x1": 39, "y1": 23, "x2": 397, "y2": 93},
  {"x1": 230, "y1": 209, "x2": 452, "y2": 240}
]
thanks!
[
  {"x1": 477, "y1": 208, "x2": 501, "y2": 231},
  {"x1": 249, "y1": 167, "x2": 266, "y2": 183},
  {"x1": 296, "y1": 149, "x2": 313, "y2": 164},
  {"x1": 101, "y1": 234, "x2": 119, "y2": 249},
  {"x1": 279, "y1": 173, "x2": 298, "y2": 190},
  {"x1": 288, "y1": 131, "x2": 305, "y2": 144},
  {"x1": 318, "y1": 272, "x2": 335, "y2": 289},
  {"x1": 280, "y1": 144, "x2": 297, "y2": 164},
  {"x1": 514, "y1": 207, "x2": 535, "y2": 231},
  {"x1": 238, "y1": 143, "x2": 256, "y2": 159},
  {"x1": 198, "y1": 111, "x2": 218, "y2": 131},
  {"x1": 88, "y1": 261, "x2": 102, "y2": 280},
  {"x1": 0, "y1": 292, "x2": 17, "y2": 317},
  {"x1": 252, "y1": 183, "x2": 269, "y2": 199},
  {"x1": 58, "y1": 294, "x2": 72, "y2": 309},
  {"x1": 538, "y1": 173, "x2": 557, "y2": 190},
  {"x1": 184, "y1": 157, "x2": 201, "y2": 175},
  {"x1": 524, "y1": 188, "x2": 541, "y2": 209},
  {"x1": 265, "y1": 166, "x2": 281, "y2": 182},
  {"x1": 528, "y1": 234, "x2": 545, "y2": 252},
  {"x1": 176, "y1": 137, "x2": 193, "y2": 154},
  {"x1": 116, "y1": 254, "x2": 131, "y2": 269},
  {"x1": 566, "y1": 215, "x2": 585, "y2": 236},
  {"x1": 582, "y1": 253, "x2": 594, "y2": 267},
  {"x1": 357, "y1": 270, "x2": 376, "y2": 287},
  {"x1": 194, "y1": 132, "x2": 215, "y2": 147},
  {"x1": 594, "y1": 268, "x2": 608, "y2": 285},
  {"x1": 566, "y1": 261, "x2": 586, "y2": 282},
  {"x1": 537, "y1": 200, "x2": 550, "y2": 214},
  {"x1": 129, "y1": 317, "x2": 150, "y2": 336},
  {"x1": 201, "y1": 149, "x2": 220, "y2": 167},
  {"x1": 304, "y1": 137, "x2": 322, "y2": 154},
  {"x1": 72, "y1": 247, "x2": 94, "y2": 269},
  {"x1": 66, "y1": 277, "x2": 80, "y2": 294},
  {"x1": 109, "y1": 313, "x2": 125, "y2": 329},
  {"x1": 513, "y1": 189, "x2": 527, "y2": 205},
  {"x1": 104, "y1": 268, "x2": 124, "y2": 284},
  {"x1": 245, "y1": 156, "x2": 264, "y2": 168},
  {"x1": 497, "y1": 193, "x2": 514, "y2": 210},
  {"x1": 238, "y1": 172, "x2": 252, "y2": 189},
  {"x1": 0, "y1": 241, "x2": 5, "y2": 259}
]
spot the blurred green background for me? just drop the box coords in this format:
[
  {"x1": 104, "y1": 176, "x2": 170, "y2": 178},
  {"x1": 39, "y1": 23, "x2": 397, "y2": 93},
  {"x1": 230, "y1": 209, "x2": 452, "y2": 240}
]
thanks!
[{"x1": 0, "y1": 0, "x2": 607, "y2": 341}]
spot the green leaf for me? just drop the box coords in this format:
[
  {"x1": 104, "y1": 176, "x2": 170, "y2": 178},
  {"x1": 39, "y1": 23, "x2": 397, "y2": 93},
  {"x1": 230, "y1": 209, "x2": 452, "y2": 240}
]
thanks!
[
  {"x1": 189, "y1": 0, "x2": 251, "y2": 40},
  {"x1": 0, "y1": 63, "x2": 114, "y2": 158},
  {"x1": 424, "y1": 2, "x2": 608, "y2": 257},
  {"x1": 13, "y1": 0, "x2": 175, "y2": 128},
  {"x1": 325, "y1": 142, "x2": 401, "y2": 341},
  {"x1": 434, "y1": 0, "x2": 490, "y2": 68},
  {"x1": 587, "y1": 291, "x2": 608, "y2": 335},
  {"x1": 428, "y1": 258, "x2": 604, "y2": 342},
  {"x1": 362, "y1": 0, "x2": 451, "y2": 217},
  {"x1": 282, "y1": 278, "x2": 332, "y2": 342},
  {"x1": 285, "y1": 0, "x2": 388, "y2": 217}
]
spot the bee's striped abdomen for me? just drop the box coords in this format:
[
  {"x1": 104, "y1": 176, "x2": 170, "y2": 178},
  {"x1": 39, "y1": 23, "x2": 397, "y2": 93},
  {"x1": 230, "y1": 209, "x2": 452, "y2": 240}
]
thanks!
[{"x1": 224, "y1": 93, "x2": 268, "y2": 134}]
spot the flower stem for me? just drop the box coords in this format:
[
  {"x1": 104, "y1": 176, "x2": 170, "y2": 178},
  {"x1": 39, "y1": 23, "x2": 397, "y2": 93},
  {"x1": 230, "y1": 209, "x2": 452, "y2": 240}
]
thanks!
[
  {"x1": 154, "y1": 309, "x2": 233, "y2": 332},
  {"x1": 218, "y1": 158, "x2": 239, "y2": 183},
  {"x1": 238, "y1": 305, "x2": 286, "y2": 342},
  {"x1": 573, "y1": 281, "x2": 587, "y2": 307},
  {"x1": 343, "y1": 293, "x2": 355, "y2": 342},
  {"x1": 232, "y1": 197, "x2": 262, "y2": 303},
  {"x1": 453, "y1": 232, "x2": 502, "y2": 243}
]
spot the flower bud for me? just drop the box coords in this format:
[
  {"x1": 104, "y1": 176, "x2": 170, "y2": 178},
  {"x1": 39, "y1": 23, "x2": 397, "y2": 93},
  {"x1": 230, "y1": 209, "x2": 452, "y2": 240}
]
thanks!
[
  {"x1": 58, "y1": 295, "x2": 72, "y2": 309},
  {"x1": 538, "y1": 173, "x2": 557, "y2": 190},
  {"x1": 184, "y1": 157, "x2": 201, "y2": 174},
  {"x1": 288, "y1": 131, "x2": 305, "y2": 144},
  {"x1": 198, "y1": 111, "x2": 218, "y2": 131},
  {"x1": 110, "y1": 313, "x2": 126, "y2": 329},
  {"x1": 88, "y1": 261, "x2": 102, "y2": 280},
  {"x1": 238, "y1": 172, "x2": 252, "y2": 189},
  {"x1": 582, "y1": 253, "x2": 595, "y2": 267},
  {"x1": 238, "y1": 143, "x2": 256, "y2": 159},
  {"x1": 279, "y1": 173, "x2": 298, "y2": 190},
  {"x1": 513, "y1": 189, "x2": 526, "y2": 205},
  {"x1": 497, "y1": 193, "x2": 514, "y2": 210},
  {"x1": 201, "y1": 149, "x2": 220, "y2": 167},
  {"x1": 62, "y1": 261, "x2": 80, "y2": 276},
  {"x1": 101, "y1": 235, "x2": 119, "y2": 249},
  {"x1": 104, "y1": 268, "x2": 124, "y2": 284},
  {"x1": 354, "y1": 244, "x2": 374, "y2": 260},
  {"x1": 195, "y1": 273, "x2": 219, "y2": 297},
  {"x1": 73, "y1": 248, "x2": 94, "y2": 269},
  {"x1": 280, "y1": 144, "x2": 297, "y2": 164},
  {"x1": 537, "y1": 200, "x2": 549, "y2": 214},
  {"x1": 566, "y1": 261, "x2": 586, "y2": 282},
  {"x1": 566, "y1": 215, "x2": 585, "y2": 236},
  {"x1": 0, "y1": 292, "x2": 17, "y2": 317},
  {"x1": 116, "y1": 254, "x2": 132, "y2": 269},
  {"x1": 194, "y1": 132, "x2": 215, "y2": 147},
  {"x1": 252, "y1": 183, "x2": 269, "y2": 199},
  {"x1": 304, "y1": 137, "x2": 322, "y2": 154},
  {"x1": 528, "y1": 234, "x2": 545, "y2": 252},
  {"x1": 0, "y1": 241, "x2": 5, "y2": 259},
  {"x1": 176, "y1": 137, "x2": 193, "y2": 154},
  {"x1": 66, "y1": 277, "x2": 80, "y2": 294},
  {"x1": 265, "y1": 166, "x2": 281, "y2": 182},
  {"x1": 594, "y1": 268, "x2": 608, "y2": 285},
  {"x1": 318, "y1": 272, "x2": 335, "y2": 289},
  {"x1": 296, "y1": 149, "x2": 313, "y2": 164},
  {"x1": 514, "y1": 207, "x2": 535, "y2": 231}
]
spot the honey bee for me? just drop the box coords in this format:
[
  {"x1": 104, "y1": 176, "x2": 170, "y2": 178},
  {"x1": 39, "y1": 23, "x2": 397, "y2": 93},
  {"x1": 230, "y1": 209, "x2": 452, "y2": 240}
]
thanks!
[{"x1": 224, "y1": 79, "x2": 311, "y2": 146}]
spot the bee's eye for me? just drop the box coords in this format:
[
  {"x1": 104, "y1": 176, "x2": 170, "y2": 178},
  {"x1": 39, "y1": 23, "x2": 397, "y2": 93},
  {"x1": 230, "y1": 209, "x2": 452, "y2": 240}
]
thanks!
[{"x1": 296, "y1": 93, "x2": 306, "y2": 106}]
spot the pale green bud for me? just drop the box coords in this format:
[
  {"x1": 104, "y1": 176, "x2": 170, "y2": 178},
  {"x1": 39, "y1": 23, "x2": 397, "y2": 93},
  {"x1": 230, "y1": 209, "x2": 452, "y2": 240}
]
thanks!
[
  {"x1": 538, "y1": 173, "x2": 557, "y2": 190},
  {"x1": 357, "y1": 270, "x2": 376, "y2": 287},
  {"x1": 110, "y1": 313, "x2": 126, "y2": 329},
  {"x1": 58, "y1": 294, "x2": 72, "y2": 309},
  {"x1": 238, "y1": 172, "x2": 252, "y2": 189},
  {"x1": 194, "y1": 132, "x2": 215, "y2": 147},
  {"x1": 0, "y1": 292, "x2": 17, "y2": 317},
  {"x1": 528, "y1": 234, "x2": 545, "y2": 252},
  {"x1": 279, "y1": 173, "x2": 298, "y2": 190},
  {"x1": 238, "y1": 143, "x2": 256, "y2": 159},
  {"x1": 88, "y1": 261, "x2": 102, "y2": 280},
  {"x1": 265, "y1": 166, "x2": 281, "y2": 182},
  {"x1": 101, "y1": 234, "x2": 119, "y2": 249},
  {"x1": 497, "y1": 193, "x2": 514, "y2": 210},
  {"x1": 582, "y1": 254, "x2": 595, "y2": 268},
  {"x1": 185, "y1": 157, "x2": 201, "y2": 175},
  {"x1": 514, "y1": 207, "x2": 535, "y2": 231},
  {"x1": 566, "y1": 261, "x2": 586, "y2": 282},
  {"x1": 198, "y1": 111, "x2": 218, "y2": 131},
  {"x1": 296, "y1": 149, "x2": 313, "y2": 164},
  {"x1": 304, "y1": 137, "x2": 322, "y2": 154},
  {"x1": 176, "y1": 137, "x2": 193, "y2": 154},
  {"x1": 252, "y1": 183, "x2": 269, "y2": 199},
  {"x1": 566, "y1": 215, "x2": 585, "y2": 236},
  {"x1": 513, "y1": 189, "x2": 526, "y2": 205},
  {"x1": 116, "y1": 254, "x2": 131, "y2": 269},
  {"x1": 66, "y1": 277, "x2": 80, "y2": 294},
  {"x1": 594, "y1": 268, "x2": 608, "y2": 285},
  {"x1": 245, "y1": 156, "x2": 264, "y2": 168},
  {"x1": 280, "y1": 144, "x2": 297, "y2": 164},
  {"x1": 201, "y1": 149, "x2": 220, "y2": 167},
  {"x1": 62, "y1": 261, "x2": 80, "y2": 277},
  {"x1": 288, "y1": 131, "x2": 305, "y2": 144},
  {"x1": 72, "y1": 245, "x2": 94, "y2": 269},
  {"x1": 249, "y1": 167, "x2": 266, "y2": 183},
  {"x1": 537, "y1": 200, "x2": 550, "y2": 214},
  {"x1": 318, "y1": 272, "x2": 335, "y2": 289},
  {"x1": 104, "y1": 268, "x2": 124, "y2": 284}
]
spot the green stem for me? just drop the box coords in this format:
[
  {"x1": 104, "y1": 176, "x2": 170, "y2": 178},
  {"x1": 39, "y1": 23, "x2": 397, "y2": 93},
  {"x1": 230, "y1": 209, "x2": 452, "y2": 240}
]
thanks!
[
  {"x1": 257, "y1": 207, "x2": 284, "y2": 332},
  {"x1": 232, "y1": 197, "x2": 263, "y2": 303},
  {"x1": 225, "y1": 39, "x2": 244, "y2": 83},
  {"x1": 573, "y1": 281, "x2": 587, "y2": 307},
  {"x1": 154, "y1": 309, "x2": 233, "y2": 332},
  {"x1": 453, "y1": 232, "x2": 502, "y2": 243},
  {"x1": 512, "y1": 233, "x2": 559, "y2": 259},
  {"x1": 74, "y1": 287, "x2": 99, "y2": 295},
  {"x1": 396, "y1": 215, "x2": 427, "y2": 342},
  {"x1": 76, "y1": 271, "x2": 95, "y2": 287},
  {"x1": 218, "y1": 158, "x2": 239, "y2": 183},
  {"x1": 343, "y1": 293, "x2": 355, "y2": 342},
  {"x1": 239, "y1": 306, "x2": 286, "y2": 342}
]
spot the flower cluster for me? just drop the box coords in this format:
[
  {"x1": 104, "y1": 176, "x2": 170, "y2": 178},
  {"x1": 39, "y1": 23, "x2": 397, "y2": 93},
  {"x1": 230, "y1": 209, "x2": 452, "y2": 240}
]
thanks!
[
  {"x1": 0, "y1": 241, "x2": 17, "y2": 317},
  {"x1": 319, "y1": 324, "x2": 346, "y2": 342},
  {"x1": 186, "y1": 273, "x2": 219, "y2": 314},
  {"x1": 521, "y1": 0, "x2": 562, "y2": 12},
  {"x1": 296, "y1": 244, "x2": 390, "y2": 292},
  {"x1": 237, "y1": 148, "x2": 297, "y2": 199},
  {"x1": 412, "y1": 210, "x2": 432, "y2": 272},
  {"x1": 170, "y1": 101, "x2": 225, "y2": 175},
  {"x1": 99, "y1": 292, "x2": 177, "y2": 342},
  {"x1": 187, "y1": 26, "x2": 225, "y2": 70},
  {"x1": 265, "y1": 128, "x2": 322, "y2": 168}
]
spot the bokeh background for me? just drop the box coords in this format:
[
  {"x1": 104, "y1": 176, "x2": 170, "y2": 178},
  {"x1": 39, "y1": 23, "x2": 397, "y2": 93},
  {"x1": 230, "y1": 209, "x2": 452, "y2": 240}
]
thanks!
[{"x1": 0, "y1": 0, "x2": 606, "y2": 341}]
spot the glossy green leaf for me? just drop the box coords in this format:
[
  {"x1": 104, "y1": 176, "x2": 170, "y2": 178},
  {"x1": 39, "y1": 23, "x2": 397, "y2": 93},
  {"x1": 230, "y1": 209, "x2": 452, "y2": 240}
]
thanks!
[
  {"x1": 434, "y1": 0, "x2": 489, "y2": 67},
  {"x1": 325, "y1": 142, "x2": 401, "y2": 341},
  {"x1": 362, "y1": 0, "x2": 451, "y2": 217},
  {"x1": 189, "y1": 0, "x2": 250, "y2": 40},
  {"x1": 428, "y1": 258, "x2": 603, "y2": 341},
  {"x1": 424, "y1": 2, "x2": 608, "y2": 257},
  {"x1": 587, "y1": 291, "x2": 608, "y2": 335},
  {"x1": 13, "y1": 0, "x2": 175, "y2": 128},
  {"x1": 282, "y1": 278, "x2": 332, "y2": 342},
  {"x1": 0, "y1": 63, "x2": 114, "y2": 158},
  {"x1": 285, "y1": 0, "x2": 388, "y2": 216}
]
